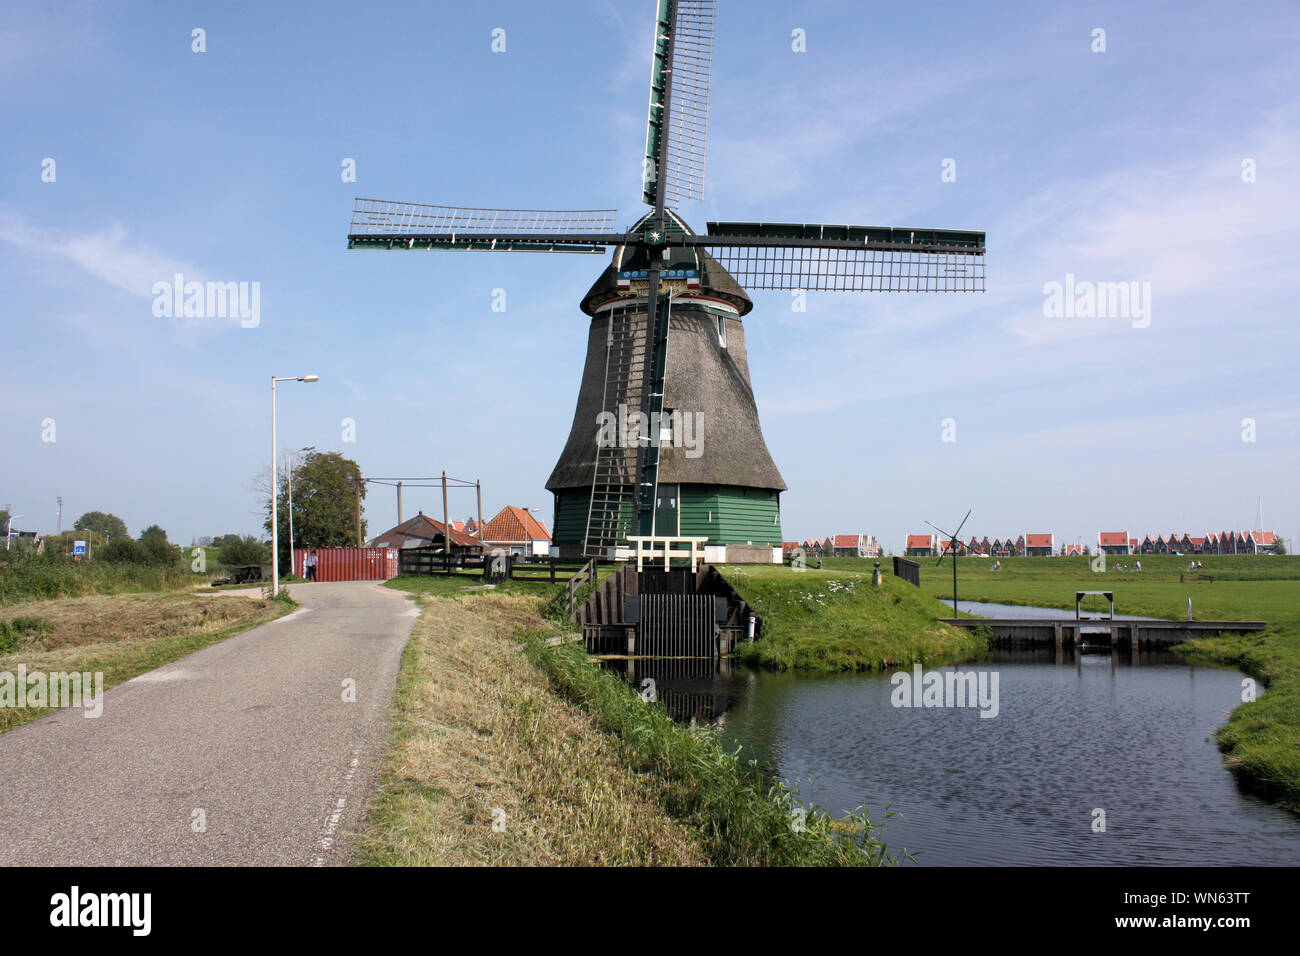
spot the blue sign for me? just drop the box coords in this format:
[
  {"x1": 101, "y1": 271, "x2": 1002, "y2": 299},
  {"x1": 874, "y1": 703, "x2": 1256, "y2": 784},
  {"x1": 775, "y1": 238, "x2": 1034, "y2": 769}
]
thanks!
[{"x1": 73, "y1": 540, "x2": 87, "y2": 555}]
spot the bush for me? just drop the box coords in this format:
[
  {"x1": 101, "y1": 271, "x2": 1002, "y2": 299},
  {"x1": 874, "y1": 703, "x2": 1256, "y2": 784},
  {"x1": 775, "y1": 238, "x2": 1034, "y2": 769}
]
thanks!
[
  {"x1": 100, "y1": 538, "x2": 149, "y2": 564},
  {"x1": 141, "y1": 534, "x2": 179, "y2": 567},
  {"x1": 222, "y1": 535, "x2": 269, "y2": 567},
  {"x1": 100, "y1": 534, "x2": 178, "y2": 567}
]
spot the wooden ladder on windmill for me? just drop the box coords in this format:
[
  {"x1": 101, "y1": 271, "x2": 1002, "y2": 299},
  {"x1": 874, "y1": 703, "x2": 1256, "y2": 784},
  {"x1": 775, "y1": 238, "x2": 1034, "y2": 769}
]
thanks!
[{"x1": 584, "y1": 307, "x2": 648, "y2": 558}]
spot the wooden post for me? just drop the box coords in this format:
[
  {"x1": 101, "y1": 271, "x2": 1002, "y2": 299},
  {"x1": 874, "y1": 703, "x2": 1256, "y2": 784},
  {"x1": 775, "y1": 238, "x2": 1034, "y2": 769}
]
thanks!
[
  {"x1": 442, "y1": 470, "x2": 451, "y2": 574},
  {"x1": 397, "y1": 481, "x2": 403, "y2": 524},
  {"x1": 476, "y1": 479, "x2": 484, "y2": 543},
  {"x1": 354, "y1": 472, "x2": 362, "y2": 546}
]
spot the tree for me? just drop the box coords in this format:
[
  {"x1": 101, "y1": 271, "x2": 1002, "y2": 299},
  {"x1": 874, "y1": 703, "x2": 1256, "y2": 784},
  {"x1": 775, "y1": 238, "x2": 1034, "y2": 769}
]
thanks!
[
  {"x1": 74, "y1": 511, "x2": 129, "y2": 541},
  {"x1": 259, "y1": 451, "x2": 367, "y2": 571},
  {"x1": 1275, "y1": 538, "x2": 1288, "y2": 556},
  {"x1": 139, "y1": 524, "x2": 168, "y2": 541},
  {"x1": 223, "y1": 535, "x2": 269, "y2": 566}
]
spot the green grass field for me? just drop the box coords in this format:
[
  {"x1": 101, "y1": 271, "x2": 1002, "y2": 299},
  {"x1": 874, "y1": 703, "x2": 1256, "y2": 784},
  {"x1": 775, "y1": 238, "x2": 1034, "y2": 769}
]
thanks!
[{"x1": 719, "y1": 563, "x2": 987, "y2": 672}]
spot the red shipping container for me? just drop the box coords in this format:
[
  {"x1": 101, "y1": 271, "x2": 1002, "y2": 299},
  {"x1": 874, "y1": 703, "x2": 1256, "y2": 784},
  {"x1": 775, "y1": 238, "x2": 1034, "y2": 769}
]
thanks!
[{"x1": 293, "y1": 547, "x2": 398, "y2": 582}]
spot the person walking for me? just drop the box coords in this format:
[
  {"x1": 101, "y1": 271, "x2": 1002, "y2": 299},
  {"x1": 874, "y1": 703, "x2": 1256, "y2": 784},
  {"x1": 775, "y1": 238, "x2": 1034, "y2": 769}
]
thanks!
[{"x1": 305, "y1": 549, "x2": 319, "y2": 582}]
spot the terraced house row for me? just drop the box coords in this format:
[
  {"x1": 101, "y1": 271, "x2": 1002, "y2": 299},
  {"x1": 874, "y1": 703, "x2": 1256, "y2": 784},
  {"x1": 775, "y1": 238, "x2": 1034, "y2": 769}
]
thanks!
[{"x1": 1096, "y1": 530, "x2": 1281, "y2": 555}]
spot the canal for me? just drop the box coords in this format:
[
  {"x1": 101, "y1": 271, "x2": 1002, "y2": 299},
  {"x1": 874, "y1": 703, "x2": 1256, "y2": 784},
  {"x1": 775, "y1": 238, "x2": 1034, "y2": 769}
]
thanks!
[{"x1": 606, "y1": 601, "x2": 1300, "y2": 865}]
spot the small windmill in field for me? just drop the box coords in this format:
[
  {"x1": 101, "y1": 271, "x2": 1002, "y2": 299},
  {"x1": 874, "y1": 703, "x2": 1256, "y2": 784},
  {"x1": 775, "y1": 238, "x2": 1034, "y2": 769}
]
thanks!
[
  {"x1": 928, "y1": 509, "x2": 971, "y2": 614},
  {"x1": 347, "y1": 0, "x2": 986, "y2": 562}
]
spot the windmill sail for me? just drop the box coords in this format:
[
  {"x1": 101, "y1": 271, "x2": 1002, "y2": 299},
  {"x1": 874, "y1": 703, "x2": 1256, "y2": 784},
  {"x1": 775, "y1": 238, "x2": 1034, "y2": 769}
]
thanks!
[
  {"x1": 698, "y1": 221, "x2": 986, "y2": 291},
  {"x1": 348, "y1": 199, "x2": 622, "y2": 253},
  {"x1": 642, "y1": 0, "x2": 714, "y2": 208},
  {"x1": 348, "y1": 1, "x2": 987, "y2": 562}
]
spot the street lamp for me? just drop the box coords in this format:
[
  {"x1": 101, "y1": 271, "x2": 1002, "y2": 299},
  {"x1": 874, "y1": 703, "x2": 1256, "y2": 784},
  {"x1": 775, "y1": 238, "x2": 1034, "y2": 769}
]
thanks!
[
  {"x1": 288, "y1": 445, "x2": 316, "y2": 576},
  {"x1": 272, "y1": 375, "x2": 319, "y2": 597},
  {"x1": 5, "y1": 514, "x2": 23, "y2": 551}
]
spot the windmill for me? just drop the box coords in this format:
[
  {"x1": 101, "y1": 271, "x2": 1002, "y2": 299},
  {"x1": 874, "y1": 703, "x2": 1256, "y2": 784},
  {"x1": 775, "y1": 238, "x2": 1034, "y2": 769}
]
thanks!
[
  {"x1": 927, "y1": 509, "x2": 971, "y2": 614},
  {"x1": 347, "y1": 0, "x2": 986, "y2": 562}
]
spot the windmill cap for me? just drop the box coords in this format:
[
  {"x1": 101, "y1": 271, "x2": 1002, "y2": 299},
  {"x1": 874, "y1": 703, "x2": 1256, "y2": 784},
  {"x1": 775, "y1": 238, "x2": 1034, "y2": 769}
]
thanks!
[{"x1": 580, "y1": 249, "x2": 753, "y2": 316}]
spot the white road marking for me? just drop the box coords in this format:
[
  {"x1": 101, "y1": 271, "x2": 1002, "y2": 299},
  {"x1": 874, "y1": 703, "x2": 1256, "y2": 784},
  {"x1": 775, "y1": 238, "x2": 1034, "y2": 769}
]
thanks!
[{"x1": 311, "y1": 750, "x2": 362, "y2": 866}]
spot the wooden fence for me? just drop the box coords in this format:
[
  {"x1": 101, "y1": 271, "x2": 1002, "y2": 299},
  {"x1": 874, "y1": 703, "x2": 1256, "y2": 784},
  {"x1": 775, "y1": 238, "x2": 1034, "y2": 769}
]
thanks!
[{"x1": 893, "y1": 556, "x2": 921, "y2": 586}]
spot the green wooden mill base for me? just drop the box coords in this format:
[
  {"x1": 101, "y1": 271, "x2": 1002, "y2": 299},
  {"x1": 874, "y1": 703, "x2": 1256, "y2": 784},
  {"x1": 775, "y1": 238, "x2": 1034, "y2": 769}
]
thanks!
[{"x1": 551, "y1": 484, "x2": 782, "y2": 563}]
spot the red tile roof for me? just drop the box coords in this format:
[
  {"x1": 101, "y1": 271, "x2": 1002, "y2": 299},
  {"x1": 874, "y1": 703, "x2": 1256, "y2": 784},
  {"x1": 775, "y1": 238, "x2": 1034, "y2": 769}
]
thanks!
[
  {"x1": 1025, "y1": 533, "x2": 1053, "y2": 548},
  {"x1": 832, "y1": 534, "x2": 860, "y2": 548},
  {"x1": 906, "y1": 534, "x2": 934, "y2": 549},
  {"x1": 370, "y1": 513, "x2": 484, "y2": 550},
  {"x1": 482, "y1": 505, "x2": 551, "y2": 544},
  {"x1": 1098, "y1": 531, "x2": 1128, "y2": 546}
]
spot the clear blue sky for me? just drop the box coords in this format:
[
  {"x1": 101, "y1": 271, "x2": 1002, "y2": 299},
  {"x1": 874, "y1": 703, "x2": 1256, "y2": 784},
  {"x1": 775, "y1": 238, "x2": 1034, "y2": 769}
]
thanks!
[{"x1": 3, "y1": 0, "x2": 1297, "y2": 551}]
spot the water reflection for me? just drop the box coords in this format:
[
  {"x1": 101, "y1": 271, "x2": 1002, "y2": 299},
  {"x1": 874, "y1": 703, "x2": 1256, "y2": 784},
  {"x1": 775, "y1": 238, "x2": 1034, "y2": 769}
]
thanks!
[{"x1": 602, "y1": 646, "x2": 1300, "y2": 865}]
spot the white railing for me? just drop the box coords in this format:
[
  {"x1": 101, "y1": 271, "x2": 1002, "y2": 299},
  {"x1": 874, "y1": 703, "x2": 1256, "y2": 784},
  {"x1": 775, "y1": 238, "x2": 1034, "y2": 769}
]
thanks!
[{"x1": 625, "y1": 536, "x2": 712, "y2": 572}]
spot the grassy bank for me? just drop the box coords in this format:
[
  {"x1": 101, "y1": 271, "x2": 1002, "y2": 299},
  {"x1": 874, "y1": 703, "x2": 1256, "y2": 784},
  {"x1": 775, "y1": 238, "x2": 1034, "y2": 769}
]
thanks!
[
  {"x1": 902, "y1": 553, "x2": 1300, "y2": 813},
  {"x1": 360, "y1": 584, "x2": 895, "y2": 865},
  {"x1": 526, "y1": 633, "x2": 895, "y2": 865},
  {"x1": 0, "y1": 590, "x2": 293, "y2": 733},
  {"x1": 720, "y1": 564, "x2": 986, "y2": 672},
  {"x1": 355, "y1": 592, "x2": 708, "y2": 865},
  {"x1": 0, "y1": 552, "x2": 199, "y2": 606}
]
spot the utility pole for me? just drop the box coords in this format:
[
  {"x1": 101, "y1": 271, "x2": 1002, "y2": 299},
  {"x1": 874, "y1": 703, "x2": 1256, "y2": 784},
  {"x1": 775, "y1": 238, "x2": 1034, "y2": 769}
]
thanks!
[
  {"x1": 57, "y1": 496, "x2": 63, "y2": 535},
  {"x1": 441, "y1": 471, "x2": 451, "y2": 572},
  {"x1": 354, "y1": 470, "x2": 362, "y2": 546},
  {"x1": 397, "y1": 481, "x2": 403, "y2": 525},
  {"x1": 476, "y1": 480, "x2": 484, "y2": 542}
]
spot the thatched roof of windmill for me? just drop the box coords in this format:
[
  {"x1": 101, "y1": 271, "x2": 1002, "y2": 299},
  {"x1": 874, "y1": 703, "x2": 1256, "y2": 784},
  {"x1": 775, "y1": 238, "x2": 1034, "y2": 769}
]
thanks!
[{"x1": 547, "y1": 250, "x2": 785, "y2": 494}]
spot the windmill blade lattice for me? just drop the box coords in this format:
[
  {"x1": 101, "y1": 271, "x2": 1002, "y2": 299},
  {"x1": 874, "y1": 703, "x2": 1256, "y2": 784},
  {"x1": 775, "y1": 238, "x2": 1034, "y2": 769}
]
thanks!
[
  {"x1": 699, "y1": 221, "x2": 985, "y2": 291},
  {"x1": 348, "y1": 199, "x2": 623, "y2": 253},
  {"x1": 663, "y1": 0, "x2": 713, "y2": 205},
  {"x1": 702, "y1": 244, "x2": 985, "y2": 292}
]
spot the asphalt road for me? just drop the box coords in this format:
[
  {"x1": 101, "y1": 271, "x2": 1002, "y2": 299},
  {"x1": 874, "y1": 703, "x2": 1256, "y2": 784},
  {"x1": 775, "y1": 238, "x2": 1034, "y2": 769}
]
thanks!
[{"x1": 0, "y1": 581, "x2": 418, "y2": 866}]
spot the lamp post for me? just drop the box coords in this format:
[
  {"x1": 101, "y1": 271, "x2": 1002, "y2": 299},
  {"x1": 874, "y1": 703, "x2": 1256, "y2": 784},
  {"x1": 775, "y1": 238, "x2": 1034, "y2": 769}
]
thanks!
[
  {"x1": 272, "y1": 375, "x2": 318, "y2": 597},
  {"x1": 5, "y1": 514, "x2": 23, "y2": 551},
  {"x1": 288, "y1": 445, "x2": 316, "y2": 577}
]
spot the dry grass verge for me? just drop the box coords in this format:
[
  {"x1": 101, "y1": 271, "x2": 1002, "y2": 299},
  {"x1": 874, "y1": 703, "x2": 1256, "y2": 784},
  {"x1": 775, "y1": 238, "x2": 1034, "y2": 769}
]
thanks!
[
  {"x1": 0, "y1": 592, "x2": 290, "y2": 733},
  {"x1": 355, "y1": 593, "x2": 707, "y2": 866}
]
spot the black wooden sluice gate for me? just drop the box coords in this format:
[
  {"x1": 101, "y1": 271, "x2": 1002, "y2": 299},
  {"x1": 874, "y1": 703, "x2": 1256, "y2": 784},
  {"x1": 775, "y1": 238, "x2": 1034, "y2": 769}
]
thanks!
[{"x1": 577, "y1": 565, "x2": 757, "y2": 658}]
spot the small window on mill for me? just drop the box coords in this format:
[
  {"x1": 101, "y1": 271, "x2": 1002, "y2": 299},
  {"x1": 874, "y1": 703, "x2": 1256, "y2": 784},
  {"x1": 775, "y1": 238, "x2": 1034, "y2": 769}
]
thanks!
[{"x1": 716, "y1": 315, "x2": 727, "y2": 347}]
